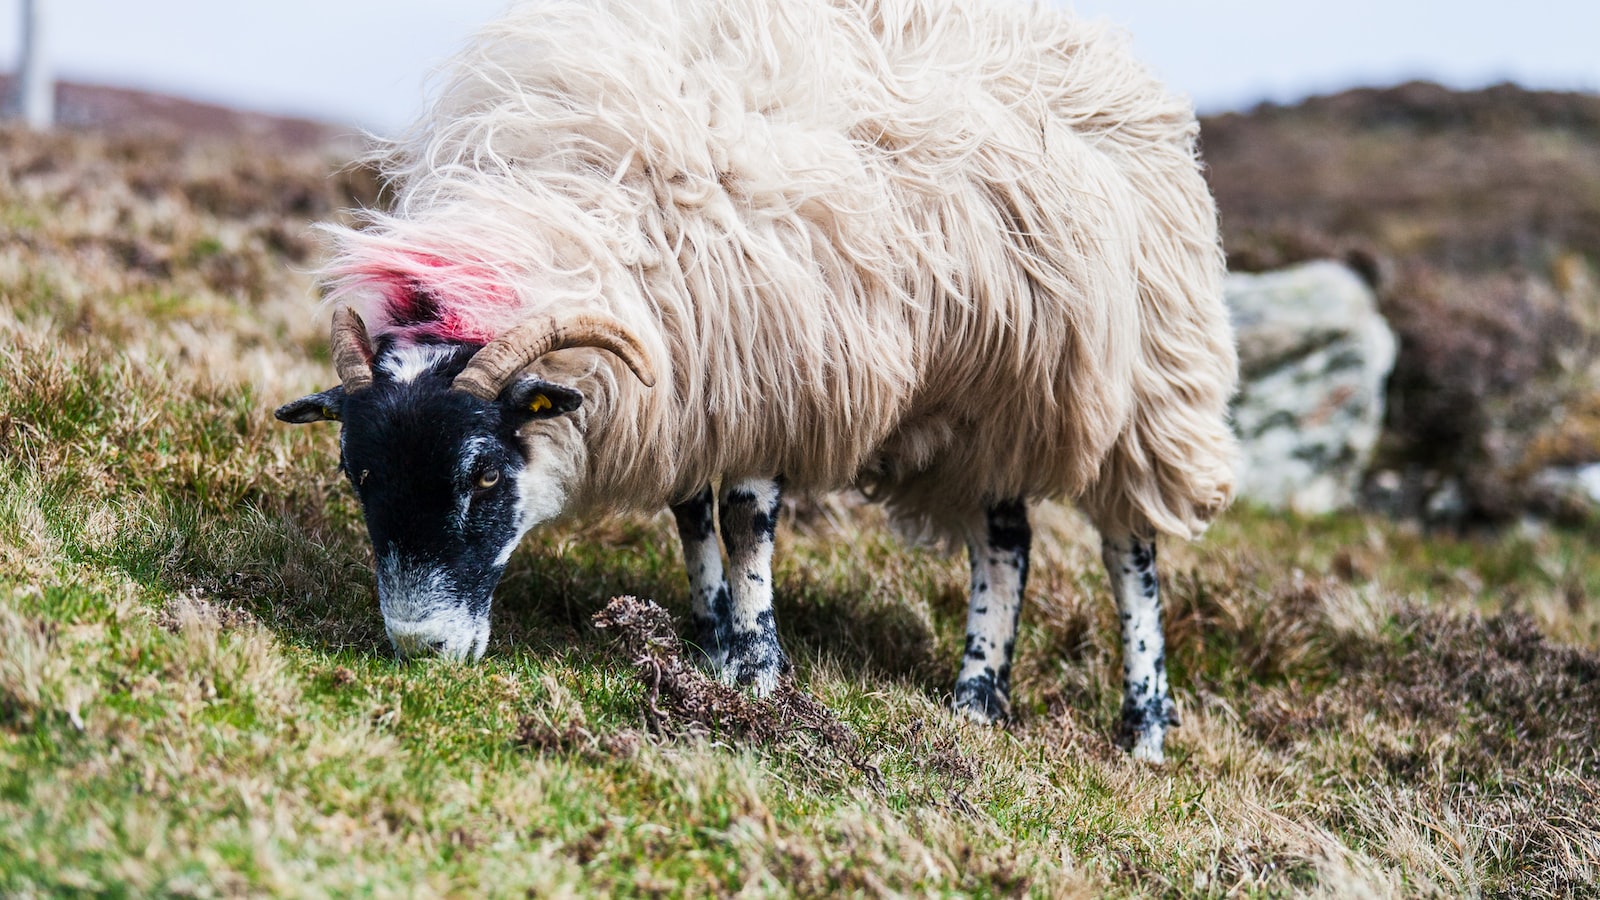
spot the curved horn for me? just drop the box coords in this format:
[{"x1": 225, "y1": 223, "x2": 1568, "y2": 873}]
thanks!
[
  {"x1": 452, "y1": 310, "x2": 657, "y2": 400},
  {"x1": 331, "y1": 306, "x2": 376, "y2": 393}
]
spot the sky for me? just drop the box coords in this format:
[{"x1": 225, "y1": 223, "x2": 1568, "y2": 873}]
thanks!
[{"x1": 3, "y1": 0, "x2": 1599, "y2": 133}]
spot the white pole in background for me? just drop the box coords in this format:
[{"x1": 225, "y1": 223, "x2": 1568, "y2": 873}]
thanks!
[{"x1": 11, "y1": 0, "x2": 54, "y2": 128}]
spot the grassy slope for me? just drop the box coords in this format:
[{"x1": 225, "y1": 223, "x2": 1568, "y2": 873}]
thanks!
[{"x1": 2, "y1": 122, "x2": 1599, "y2": 898}]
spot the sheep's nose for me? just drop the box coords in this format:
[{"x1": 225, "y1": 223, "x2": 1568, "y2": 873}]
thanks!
[
  {"x1": 381, "y1": 613, "x2": 490, "y2": 662},
  {"x1": 387, "y1": 624, "x2": 452, "y2": 659}
]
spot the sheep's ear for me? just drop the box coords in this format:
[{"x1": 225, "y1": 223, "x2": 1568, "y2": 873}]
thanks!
[
  {"x1": 501, "y1": 378, "x2": 584, "y2": 421},
  {"x1": 275, "y1": 387, "x2": 346, "y2": 424}
]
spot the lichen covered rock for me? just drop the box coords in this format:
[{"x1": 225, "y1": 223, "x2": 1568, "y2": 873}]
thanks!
[{"x1": 1228, "y1": 261, "x2": 1397, "y2": 514}]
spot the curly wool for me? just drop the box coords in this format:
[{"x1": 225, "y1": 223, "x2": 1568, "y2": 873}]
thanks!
[{"x1": 320, "y1": 0, "x2": 1238, "y2": 539}]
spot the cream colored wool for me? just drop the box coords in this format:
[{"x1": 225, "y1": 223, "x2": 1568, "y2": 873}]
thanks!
[{"x1": 321, "y1": 0, "x2": 1238, "y2": 540}]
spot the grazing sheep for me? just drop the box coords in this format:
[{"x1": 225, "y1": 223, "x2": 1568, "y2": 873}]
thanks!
[{"x1": 276, "y1": 0, "x2": 1237, "y2": 761}]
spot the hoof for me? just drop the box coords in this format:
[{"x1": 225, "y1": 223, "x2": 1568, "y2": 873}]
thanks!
[
  {"x1": 689, "y1": 614, "x2": 729, "y2": 674},
  {"x1": 1118, "y1": 695, "x2": 1177, "y2": 763},
  {"x1": 1126, "y1": 728, "x2": 1167, "y2": 764},
  {"x1": 721, "y1": 629, "x2": 789, "y2": 697},
  {"x1": 951, "y1": 675, "x2": 1010, "y2": 724}
]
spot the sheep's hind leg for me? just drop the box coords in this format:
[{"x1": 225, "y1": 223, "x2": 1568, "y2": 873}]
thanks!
[
  {"x1": 952, "y1": 498, "x2": 1030, "y2": 724},
  {"x1": 671, "y1": 485, "x2": 732, "y2": 672},
  {"x1": 1103, "y1": 533, "x2": 1177, "y2": 763},
  {"x1": 717, "y1": 477, "x2": 790, "y2": 695}
]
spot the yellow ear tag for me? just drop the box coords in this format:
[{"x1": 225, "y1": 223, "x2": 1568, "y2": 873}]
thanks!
[
  {"x1": 528, "y1": 394, "x2": 552, "y2": 413},
  {"x1": 323, "y1": 406, "x2": 340, "y2": 421}
]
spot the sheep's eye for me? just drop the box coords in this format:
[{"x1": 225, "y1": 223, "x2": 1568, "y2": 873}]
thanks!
[{"x1": 476, "y1": 469, "x2": 501, "y2": 490}]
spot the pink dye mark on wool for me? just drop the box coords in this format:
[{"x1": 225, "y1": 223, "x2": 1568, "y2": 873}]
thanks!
[{"x1": 326, "y1": 247, "x2": 520, "y2": 344}]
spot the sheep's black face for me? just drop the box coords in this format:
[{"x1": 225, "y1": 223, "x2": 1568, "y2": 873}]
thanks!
[{"x1": 276, "y1": 343, "x2": 583, "y2": 661}]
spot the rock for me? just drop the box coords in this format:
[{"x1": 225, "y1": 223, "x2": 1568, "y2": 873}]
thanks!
[
  {"x1": 1228, "y1": 261, "x2": 1398, "y2": 514},
  {"x1": 1526, "y1": 463, "x2": 1600, "y2": 523},
  {"x1": 1424, "y1": 477, "x2": 1467, "y2": 524}
]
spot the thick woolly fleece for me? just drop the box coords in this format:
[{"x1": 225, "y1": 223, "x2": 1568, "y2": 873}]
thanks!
[{"x1": 318, "y1": 0, "x2": 1237, "y2": 544}]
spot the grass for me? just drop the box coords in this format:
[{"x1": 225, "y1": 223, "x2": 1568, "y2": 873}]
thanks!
[{"x1": 3, "y1": 123, "x2": 1599, "y2": 897}]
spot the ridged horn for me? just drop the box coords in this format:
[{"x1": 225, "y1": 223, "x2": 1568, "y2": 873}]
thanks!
[
  {"x1": 331, "y1": 306, "x2": 375, "y2": 393},
  {"x1": 452, "y1": 311, "x2": 657, "y2": 401}
]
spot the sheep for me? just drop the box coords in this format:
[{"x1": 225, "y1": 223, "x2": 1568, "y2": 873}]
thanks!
[{"x1": 275, "y1": 0, "x2": 1237, "y2": 762}]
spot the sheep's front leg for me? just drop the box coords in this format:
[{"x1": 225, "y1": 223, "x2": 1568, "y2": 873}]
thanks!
[
  {"x1": 717, "y1": 477, "x2": 790, "y2": 694},
  {"x1": 952, "y1": 498, "x2": 1030, "y2": 723},
  {"x1": 1103, "y1": 533, "x2": 1177, "y2": 763},
  {"x1": 671, "y1": 485, "x2": 732, "y2": 672}
]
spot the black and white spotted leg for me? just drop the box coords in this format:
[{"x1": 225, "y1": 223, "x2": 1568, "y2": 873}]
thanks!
[
  {"x1": 952, "y1": 498, "x2": 1030, "y2": 724},
  {"x1": 717, "y1": 477, "x2": 790, "y2": 694},
  {"x1": 1103, "y1": 533, "x2": 1178, "y2": 763},
  {"x1": 670, "y1": 485, "x2": 732, "y2": 672}
]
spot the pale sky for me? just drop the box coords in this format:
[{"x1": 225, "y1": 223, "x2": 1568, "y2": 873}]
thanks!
[{"x1": 4, "y1": 1, "x2": 1598, "y2": 133}]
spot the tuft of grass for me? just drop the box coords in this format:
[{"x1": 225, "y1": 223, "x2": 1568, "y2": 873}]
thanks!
[{"x1": 4, "y1": 121, "x2": 1600, "y2": 897}]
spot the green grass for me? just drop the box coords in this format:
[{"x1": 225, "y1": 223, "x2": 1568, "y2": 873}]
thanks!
[{"x1": 3, "y1": 122, "x2": 1599, "y2": 897}]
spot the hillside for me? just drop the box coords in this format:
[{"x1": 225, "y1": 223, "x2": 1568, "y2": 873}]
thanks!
[
  {"x1": 1204, "y1": 82, "x2": 1600, "y2": 524},
  {"x1": 0, "y1": 76, "x2": 351, "y2": 148},
  {"x1": 2, "y1": 84, "x2": 1599, "y2": 895}
]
